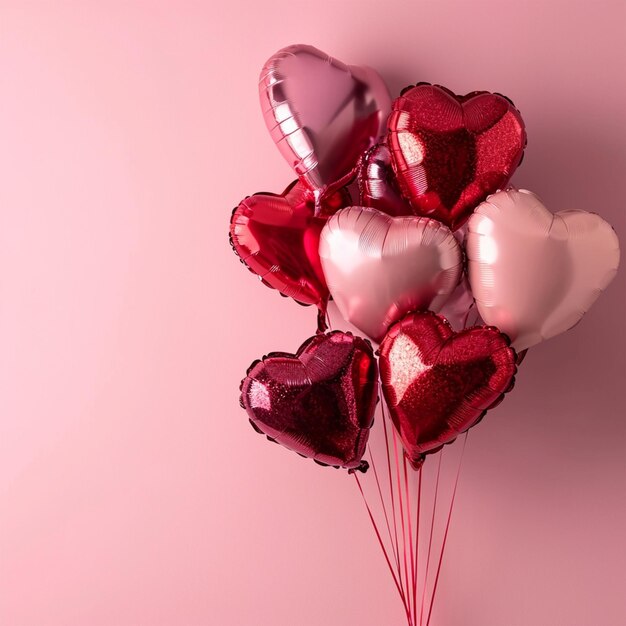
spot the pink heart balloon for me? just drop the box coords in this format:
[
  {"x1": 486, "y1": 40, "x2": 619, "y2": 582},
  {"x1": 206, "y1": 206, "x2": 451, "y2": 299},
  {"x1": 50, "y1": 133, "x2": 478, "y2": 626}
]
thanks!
[
  {"x1": 466, "y1": 189, "x2": 620, "y2": 351},
  {"x1": 259, "y1": 45, "x2": 391, "y2": 202},
  {"x1": 319, "y1": 207, "x2": 463, "y2": 342}
]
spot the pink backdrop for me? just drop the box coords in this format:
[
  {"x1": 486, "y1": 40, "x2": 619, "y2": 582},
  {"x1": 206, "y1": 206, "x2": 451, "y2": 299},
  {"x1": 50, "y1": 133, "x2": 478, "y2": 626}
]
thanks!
[{"x1": 1, "y1": 1, "x2": 625, "y2": 625}]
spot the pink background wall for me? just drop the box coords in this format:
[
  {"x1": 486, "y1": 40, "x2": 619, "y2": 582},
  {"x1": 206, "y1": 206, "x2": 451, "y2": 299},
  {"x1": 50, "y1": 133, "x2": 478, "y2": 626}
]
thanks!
[{"x1": 1, "y1": 1, "x2": 625, "y2": 625}]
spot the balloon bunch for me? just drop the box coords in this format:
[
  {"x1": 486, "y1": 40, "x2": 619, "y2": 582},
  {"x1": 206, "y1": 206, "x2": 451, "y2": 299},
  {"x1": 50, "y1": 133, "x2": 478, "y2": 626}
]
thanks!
[{"x1": 229, "y1": 44, "x2": 620, "y2": 624}]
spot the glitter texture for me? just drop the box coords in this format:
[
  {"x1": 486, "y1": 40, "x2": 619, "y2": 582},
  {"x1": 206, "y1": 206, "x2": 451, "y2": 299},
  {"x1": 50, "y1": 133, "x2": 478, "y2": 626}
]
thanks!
[
  {"x1": 379, "y1": 311, "x2": 517, "y2": 467},
  {"x1": 240, "y1": 331, "x2": 378, "y2": 471},
  {"x1": 387, "y1": 84, "x2": 526, "y2": 231}
]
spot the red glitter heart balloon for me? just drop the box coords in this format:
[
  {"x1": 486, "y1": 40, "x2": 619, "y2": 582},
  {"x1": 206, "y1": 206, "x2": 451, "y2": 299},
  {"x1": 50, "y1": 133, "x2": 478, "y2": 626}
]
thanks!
[
  {"x1": 387, "y1": 84, "x2": 526, "y2": 230},
  {"x1": 379, "y1": 311, "x2": 517, "y2": 467},
  {"x1": 240, "y1": 331, "x2": 378, "y2": 471},
  {"x1": 229, "y1": 180, "x2": 350, "y2": 313}
]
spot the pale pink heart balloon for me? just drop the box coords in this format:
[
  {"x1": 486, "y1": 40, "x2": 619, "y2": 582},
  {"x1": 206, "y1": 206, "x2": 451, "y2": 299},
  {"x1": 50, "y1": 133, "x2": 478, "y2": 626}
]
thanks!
[
  {"x1": 466, "y1": 189, "x2": 620, "y2": 351},
  {"x1": 319, "y1": 207, "x2": 463, "y2": 342},
  {"x1": 259, "y1": 45, "x2": 391, "y2": 203}
]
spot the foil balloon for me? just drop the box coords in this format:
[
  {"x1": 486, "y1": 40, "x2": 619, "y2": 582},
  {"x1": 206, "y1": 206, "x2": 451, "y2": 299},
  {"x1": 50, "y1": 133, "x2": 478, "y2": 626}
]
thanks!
[
  {"x1": 319, "y1": 206, "x2": 463, "y2": 343},
  {"x1": 439, "y1": 274, "x2": 479, "y2": 331},
  {"x1": 357, "y1": 143, "x2": 409, "y2": 216},
  {"x1": 437, "y1": 222, "x2": 479, "y2": 330},
  {"x1": 387, "y1": 83, "x2": 526, "y2": 230},
  {"x1": 240, "y1": 331, "x2": 378, "y2": 471},
  {"x1": 466, "y1": 189, "x2": 620, "y2": 351},
  {"x1": 379, "y1": 311, "x2": 517, "y2": 468},
  {"x1": 230, "y1": 180, "x2": 350, "y2": 320},
  {"x1": 259, "y1": 44, "x2": 391, "y2": 203}
]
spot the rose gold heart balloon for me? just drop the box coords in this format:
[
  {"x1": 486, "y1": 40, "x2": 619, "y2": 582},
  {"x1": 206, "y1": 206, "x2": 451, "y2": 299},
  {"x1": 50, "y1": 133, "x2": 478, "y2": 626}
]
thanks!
[
  {"x1": 319, "y1": 207, "x2": 463, "y2": 342},
  {"x1": 259, "y1": 45, "x2": 391, "y2": 203},
  {"x1": 466, "y1": 189, "x2": 620, "y2": 351}
]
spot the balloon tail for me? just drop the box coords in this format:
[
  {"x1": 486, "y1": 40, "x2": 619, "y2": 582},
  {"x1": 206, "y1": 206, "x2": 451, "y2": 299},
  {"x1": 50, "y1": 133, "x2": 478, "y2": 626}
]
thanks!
[
  {"x1": 317, "y1": 304, "x2": 328, "y2": 333},
  {"x1": 463, "y1": 302, "x2": 475, "y2": 329}
]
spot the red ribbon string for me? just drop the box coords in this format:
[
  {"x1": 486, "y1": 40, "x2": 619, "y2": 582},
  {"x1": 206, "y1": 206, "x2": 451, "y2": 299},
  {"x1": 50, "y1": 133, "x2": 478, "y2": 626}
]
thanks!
[
  {"x1": 354, "y1": 473, "x2": 412, "y2": 624},
  {"x1": 425, "y1": 432, "x2": 469, "y2": 626}
]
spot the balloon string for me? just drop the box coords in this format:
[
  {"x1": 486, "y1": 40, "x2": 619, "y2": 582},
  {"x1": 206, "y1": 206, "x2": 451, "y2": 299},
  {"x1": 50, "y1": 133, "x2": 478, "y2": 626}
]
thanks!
[
  {"x1": 419, "y1": 450, "x2": 443, "y2": 626},
  {"x1": 353, "y1": 473, "x2": 412, "y2": 624},
  {"x1": 381, "y1": 394, "x2": 404, "y2": 589},
  {"x1": 403, "y1": 453, "x2": 417, "y2": 623},
  {"x1": 368, "y1": 444, "x2": 401, "y2": 574},
  {"x1": 316, "y1": 307, "x2": 328, "y2": 333},
  {"x1": 392, "y1": 425, "x2": 412, "y2": 622},
  {"x1": 413, "y1": 464, "x2": 423, "y2": 622},
  {"x1": 425, "y1": 432, "x2": 468, "y2": 626}
]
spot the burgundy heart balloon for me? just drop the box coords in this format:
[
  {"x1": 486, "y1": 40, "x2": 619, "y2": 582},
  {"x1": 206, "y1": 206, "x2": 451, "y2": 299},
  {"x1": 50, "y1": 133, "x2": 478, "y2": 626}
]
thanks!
[
  {"x1": 319, "y1": 206, "x2": 463, "y2": 343},
  {"x1": 357, "y1": 143, "x2": 410, "y2": 216},
  {"x1": 379, "y1": 312, "x2": 517, "y2": 468},
  {"x1": 240, "y1": 331, "x2": 378, "y2": 471},
  {"x1": 387, "y1": 84, "x2": 526, "y2": 230},
  {"x1": 259, "y1": 44, "x2": 391, "y2": 203},
  {"x1": 230, "y1": 180, "x2": 350, "y2": 314}
]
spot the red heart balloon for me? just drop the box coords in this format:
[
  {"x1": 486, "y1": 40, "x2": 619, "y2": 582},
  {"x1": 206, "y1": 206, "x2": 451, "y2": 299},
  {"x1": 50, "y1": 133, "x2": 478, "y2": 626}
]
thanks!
[
  {"x1": 229, "y1": 180, "x2": 350, "y2": 312},
  {"x1": 240, "y1": 331, "x2": 378, "y2": 471},
  {"x1": 379, "y1": 311, "x2": 517, "y2": 467},
  {"x1": 387, "y1": 84, "x2": 526, "y2": 230}
]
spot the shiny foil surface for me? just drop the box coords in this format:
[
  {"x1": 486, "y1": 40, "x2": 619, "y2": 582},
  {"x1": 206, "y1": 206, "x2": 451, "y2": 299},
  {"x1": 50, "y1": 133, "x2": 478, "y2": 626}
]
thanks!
[
  {"x1": 357, "y1": 143, "x2": 409, "y2": 216},
  {"x1": 466, "y1": 189, "x2": 621, "y2": 351},
  {"x1": 259, "y1": 44, "x2": 391, "y2": 202},
  {"x1": 387, "y1": 84, "x2": 526, "y2": 230},
  {"x1": 229, "y1": 180, "x2": 350, "y2": 308},
  {"x1": 379, "y1": 312, "x2": 517, "y2": 467},
  {"x1": 319, "y1": 206, "x2": 463, "y2": 343},
  {"x1": 240, "y1": 331, "x2": 378, "y2": 471}
]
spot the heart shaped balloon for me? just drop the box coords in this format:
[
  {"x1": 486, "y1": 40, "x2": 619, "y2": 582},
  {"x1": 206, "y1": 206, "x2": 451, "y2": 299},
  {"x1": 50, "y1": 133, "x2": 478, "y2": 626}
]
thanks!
[
  {"x1": 319, "y1": 206, "x2": 463, "y2": 342},
  {"x1": 387, "y1": 84, "x2": 526, "y2": 230},
  {"x1": 379, "y1": 312, "x2": 517, "y2": 467},
  {"x1": 357, "y1": 143, "x2": 409, "y2": 216},
  {"x1": 466, "y1": 189, "x2": 620, "y2": 351},
  {"x1": 259, "y1": 44, "x2": 391, "y2": 203},
  {"x1": 240, "y1": 331, "x2": 378, "y2": 471},
  {"x1": 230, "y1": 180, "x2": 350, "y2": 314}
]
